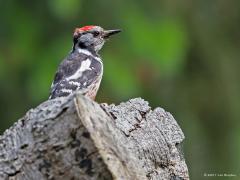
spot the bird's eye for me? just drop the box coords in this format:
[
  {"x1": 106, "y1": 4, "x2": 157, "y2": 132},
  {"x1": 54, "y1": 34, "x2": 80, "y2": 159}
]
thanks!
[{"x1": 93, "y1": 31, "x2": 100, "y2": 37}]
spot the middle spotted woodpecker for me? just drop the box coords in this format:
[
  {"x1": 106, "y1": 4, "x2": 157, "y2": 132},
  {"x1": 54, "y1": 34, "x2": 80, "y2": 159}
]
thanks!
[{"x1": 49, "y1": 25, "x2": 121, "y2": 100}]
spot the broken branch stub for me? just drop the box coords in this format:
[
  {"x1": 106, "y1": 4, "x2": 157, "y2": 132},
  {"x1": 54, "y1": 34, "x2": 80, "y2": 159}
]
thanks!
[{"x1": 0, "y1": 93, "x2": 189, "y2": 180}]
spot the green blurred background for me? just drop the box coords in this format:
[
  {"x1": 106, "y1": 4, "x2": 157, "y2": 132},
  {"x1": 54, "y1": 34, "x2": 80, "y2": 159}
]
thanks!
[{"x1": 0, "y1": 0, "x2": 240, "y2": 179}]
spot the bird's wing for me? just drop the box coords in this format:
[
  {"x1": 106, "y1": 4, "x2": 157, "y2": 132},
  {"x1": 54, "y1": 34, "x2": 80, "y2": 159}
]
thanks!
[
  {"x1": 49, "y1": 53, "x2": 102, "y2": 99},
  {"x1": 51, "y1": 53, "x2": 85, "y2": 86}
]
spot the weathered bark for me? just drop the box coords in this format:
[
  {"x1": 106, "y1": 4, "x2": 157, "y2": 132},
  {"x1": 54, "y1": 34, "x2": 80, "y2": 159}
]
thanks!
[{"x1": 0, "y1": 92, "x2": 189, "y2": 180}]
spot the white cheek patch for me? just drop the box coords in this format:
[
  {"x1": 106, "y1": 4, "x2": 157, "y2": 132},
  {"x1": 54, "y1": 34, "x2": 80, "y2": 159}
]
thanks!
[
  {"x1": 66, "y1": 59, "x2": 92, "y2": 81},
  {"x1": 94, "y1": 42, "x2": 104, "y2": 52}
]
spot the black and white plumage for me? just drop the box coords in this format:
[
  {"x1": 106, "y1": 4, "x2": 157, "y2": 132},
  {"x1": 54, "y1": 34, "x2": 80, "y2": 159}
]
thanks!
[
  {"x1": 49, "y1": 49, "x2": 103, "y2": 99},
  {"x1": 49, "y1": 25, "x2": 121, "y2": 100}
]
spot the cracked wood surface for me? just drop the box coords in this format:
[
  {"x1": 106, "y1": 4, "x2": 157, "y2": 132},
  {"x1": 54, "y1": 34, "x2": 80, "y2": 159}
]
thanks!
[{"x1": 0, "y1": 93, "x2": 189, "y2": 180}]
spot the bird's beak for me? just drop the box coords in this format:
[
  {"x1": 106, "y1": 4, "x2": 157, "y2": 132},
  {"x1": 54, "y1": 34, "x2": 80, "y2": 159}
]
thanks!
[{"x1": 103, "y1": 29, "x2": 121, "y2": 39}]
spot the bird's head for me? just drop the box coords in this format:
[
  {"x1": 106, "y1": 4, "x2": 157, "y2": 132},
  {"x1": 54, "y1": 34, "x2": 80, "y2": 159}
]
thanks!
[{"x1": 72, "y1": 25, "x2": 121, "y2": 54}]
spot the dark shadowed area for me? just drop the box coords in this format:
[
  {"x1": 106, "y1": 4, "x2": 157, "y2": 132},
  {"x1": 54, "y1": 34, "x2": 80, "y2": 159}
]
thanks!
[{"x1": 0, "y1": 0, "x2": 239, "y2": 179}]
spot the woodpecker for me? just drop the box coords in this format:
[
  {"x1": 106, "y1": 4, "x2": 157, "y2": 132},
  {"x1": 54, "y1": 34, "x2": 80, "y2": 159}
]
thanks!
[{"x1": 49, "y1": 25, "x2": 121, "y2": 100}]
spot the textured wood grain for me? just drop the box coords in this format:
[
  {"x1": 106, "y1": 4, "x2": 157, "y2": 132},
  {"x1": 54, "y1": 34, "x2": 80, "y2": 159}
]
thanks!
[{"x1": 0, "y1": 93, "x2": 189, "y2": 180}]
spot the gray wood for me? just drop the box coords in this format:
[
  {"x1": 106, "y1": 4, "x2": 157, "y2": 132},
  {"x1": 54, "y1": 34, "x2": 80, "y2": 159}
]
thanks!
[{"x1": 0, "y1": 93, "x2": 189, "y2": 180}]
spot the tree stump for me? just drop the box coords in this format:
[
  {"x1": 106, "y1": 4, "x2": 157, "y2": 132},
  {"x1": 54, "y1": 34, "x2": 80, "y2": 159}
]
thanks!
[{"x1": 0, "y1": 93, "x2": 189, "y2": 180}]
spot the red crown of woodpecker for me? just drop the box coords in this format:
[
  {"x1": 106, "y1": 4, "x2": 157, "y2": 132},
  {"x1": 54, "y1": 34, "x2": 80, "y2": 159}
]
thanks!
[{"x1": 73, "y1": 25, "x2": 96, "y2": 37}]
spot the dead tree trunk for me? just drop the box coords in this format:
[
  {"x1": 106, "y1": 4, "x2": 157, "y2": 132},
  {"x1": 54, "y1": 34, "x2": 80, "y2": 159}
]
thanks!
[{"x1": 0, "y1": 93, "x2": 189, "y2": 180}]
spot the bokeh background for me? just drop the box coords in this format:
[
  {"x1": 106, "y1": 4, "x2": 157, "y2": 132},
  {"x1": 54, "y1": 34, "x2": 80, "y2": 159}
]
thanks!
[{"x1": 0, "y1": 0, "x2": 240, "y2": 179}]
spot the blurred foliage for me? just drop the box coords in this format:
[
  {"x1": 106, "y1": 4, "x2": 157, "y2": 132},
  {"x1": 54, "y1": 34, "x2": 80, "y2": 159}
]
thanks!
[{"x1": 0, "y1": 0, "x2": 240, "y2": 179}]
